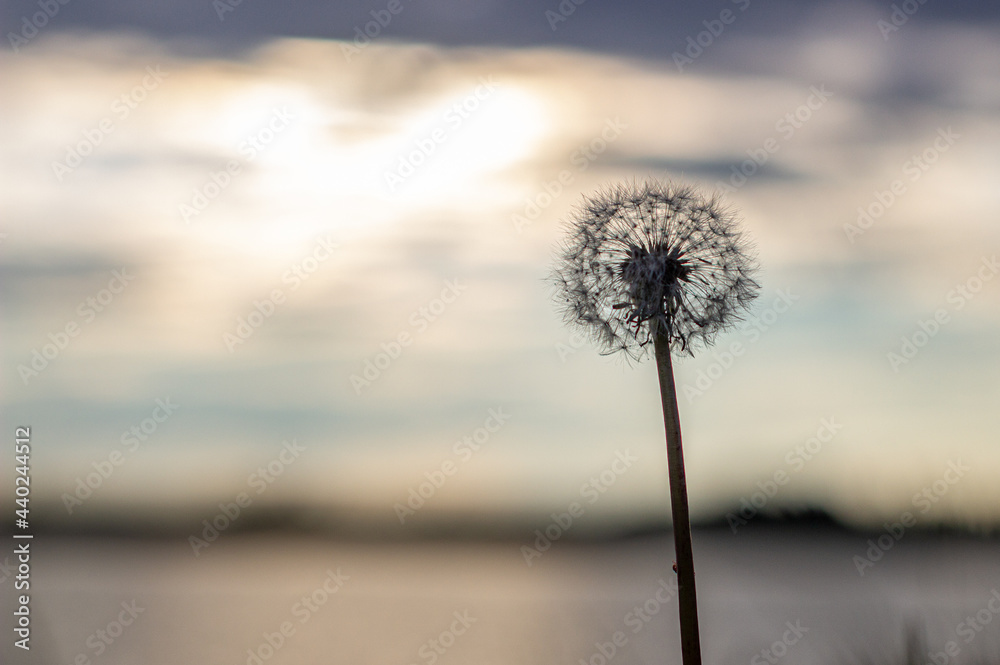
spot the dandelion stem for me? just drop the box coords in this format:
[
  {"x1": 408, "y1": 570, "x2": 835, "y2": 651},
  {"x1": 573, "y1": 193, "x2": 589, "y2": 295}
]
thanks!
[{"x1": 653, "y1": 327, "x2": 702, "y2": 665}]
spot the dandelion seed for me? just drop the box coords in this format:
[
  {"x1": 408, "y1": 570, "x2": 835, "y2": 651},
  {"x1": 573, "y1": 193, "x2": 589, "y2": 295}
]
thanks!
[{"x1": 553, "y1": 179, "x2": 759, "y2": 359}]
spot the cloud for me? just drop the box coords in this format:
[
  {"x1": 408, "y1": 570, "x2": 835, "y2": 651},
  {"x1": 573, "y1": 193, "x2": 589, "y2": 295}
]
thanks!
[{"x1": 2, "y1": 25, "x2": 999, "y2": 530}]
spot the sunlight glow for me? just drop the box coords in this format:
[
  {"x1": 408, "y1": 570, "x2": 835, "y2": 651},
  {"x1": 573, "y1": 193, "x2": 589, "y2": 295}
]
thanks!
[{"x1": 218, "y1": 79, "x2": 553, "y2": 249}]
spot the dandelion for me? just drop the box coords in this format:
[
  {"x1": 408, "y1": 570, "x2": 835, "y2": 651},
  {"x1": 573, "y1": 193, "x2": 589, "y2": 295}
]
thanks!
[{"x1": 552, "y1": 179, "x2": 760, "y2": 665}]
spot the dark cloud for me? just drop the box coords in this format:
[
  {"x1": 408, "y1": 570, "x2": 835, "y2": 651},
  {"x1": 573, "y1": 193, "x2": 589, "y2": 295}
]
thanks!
[{"x1": 4, "y1": 0, "x2": 998, "y2": 60}]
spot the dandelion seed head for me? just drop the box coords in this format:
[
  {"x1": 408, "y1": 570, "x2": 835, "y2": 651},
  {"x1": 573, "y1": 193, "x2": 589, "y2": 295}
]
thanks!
[{"x1": 553, "y1": 179, "x2": 760, "y2": 359}]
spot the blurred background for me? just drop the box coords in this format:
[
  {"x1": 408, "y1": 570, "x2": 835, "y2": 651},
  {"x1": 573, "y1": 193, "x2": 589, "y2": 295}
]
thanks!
[{"x1": 1, "y1": 1, "x2": 999, "y2": 663}]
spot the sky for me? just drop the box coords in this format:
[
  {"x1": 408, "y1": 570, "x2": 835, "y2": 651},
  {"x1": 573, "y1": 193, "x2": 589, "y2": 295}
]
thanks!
[{"x1": 1, "y1": 0, "x2": 999, "y2": 536}]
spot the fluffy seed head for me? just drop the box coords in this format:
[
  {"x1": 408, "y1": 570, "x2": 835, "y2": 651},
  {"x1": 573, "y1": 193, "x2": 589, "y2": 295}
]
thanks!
[{"x1": 553, "y1": 179, "x2": 760, "y2": 359}]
